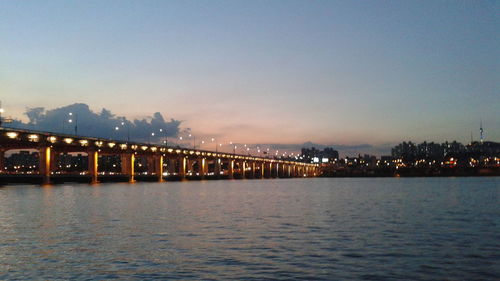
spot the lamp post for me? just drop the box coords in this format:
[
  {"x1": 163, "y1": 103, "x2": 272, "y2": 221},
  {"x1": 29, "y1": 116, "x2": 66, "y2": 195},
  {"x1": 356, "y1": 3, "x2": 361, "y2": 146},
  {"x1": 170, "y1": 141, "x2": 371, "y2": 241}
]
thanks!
[
  {"x1": 121, "y1": 120, "x2": 130, "y2": 142},
  {"x1": 149, "y1": 132, "x2": 155, "y2": 144},
  {"x1": 179, "y1": 136, "x2": 183, "y2": 147},
  {"x1": 211, "y1": 138, "x2": 217, "y2": 152},
  {"x1": 68, "y1": 112, "x2": 78, "y2": 135},
  {"x1": 189, "y1": 134, "x2": 196, "y2": 149},
  {"x1": 230, "y1": 141, "x2": 235, "y2": 155},
  {"x1": 160, "y1": 128, "x2": 167, "y2": 146}
]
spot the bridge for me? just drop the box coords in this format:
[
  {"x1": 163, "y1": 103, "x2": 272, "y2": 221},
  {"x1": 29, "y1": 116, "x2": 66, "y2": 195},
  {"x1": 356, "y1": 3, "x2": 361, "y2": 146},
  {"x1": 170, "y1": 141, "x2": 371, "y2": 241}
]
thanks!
[{"x1": 0, "y1": 127, "x2": 319, "y2": 185}]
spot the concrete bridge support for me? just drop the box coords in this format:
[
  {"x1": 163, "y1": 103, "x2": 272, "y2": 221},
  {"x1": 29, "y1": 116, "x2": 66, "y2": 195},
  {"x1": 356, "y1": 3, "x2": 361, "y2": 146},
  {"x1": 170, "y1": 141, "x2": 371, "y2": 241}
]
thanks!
[
  {"x1": 241, "y1": 161, "x2": 246, "y2": 179},
  {"x1": 155, "y1": 155, "x2": 164, "y2": 182},
  {"x1": 179, "y1": 156, "x2": 186, "y2": 180},
  {"x1": 248, "y1": 161, "x2": 255, "y2": 179},
  {"x1": 214, "y1": 158, "x2": 221, "y2": 178},
  {"x1": 88, "y1": 150, "x2": 99, "y2": 184},
  {"x1": 121, "y1": 153, "x2": 135, "y2": 182},
  {"x1": 228, "y1": 160, "x2": 234, "y2": 179},
  {"x1": 280, "y1": 163, "x2": 286, "y2": 178},
  {"x1": 265, "y1": 162, "x2": 272, "y2": 178},
  {"x1": 198, "y1": 157, "x2": 206, "y2": 179},
  {"x1": 39, "y1": 146, "x2": 51, "y2": 185}
]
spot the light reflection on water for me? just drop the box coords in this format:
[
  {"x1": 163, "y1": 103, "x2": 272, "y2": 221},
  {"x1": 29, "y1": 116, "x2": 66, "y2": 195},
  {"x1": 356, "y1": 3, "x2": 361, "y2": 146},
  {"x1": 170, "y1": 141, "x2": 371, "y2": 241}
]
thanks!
[{"x1": 0, "y1": 177, "x2": 498, "y2": 280}]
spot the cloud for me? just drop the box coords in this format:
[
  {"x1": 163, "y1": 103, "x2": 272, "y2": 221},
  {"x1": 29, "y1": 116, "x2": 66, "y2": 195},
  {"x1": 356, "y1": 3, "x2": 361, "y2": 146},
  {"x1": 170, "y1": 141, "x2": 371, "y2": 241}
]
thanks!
[
  {"x1": 3, "y1": 103, "x2": 393, "y2": 156},
  {"x1": 4, "y1": 103, "x2": 181, "y2": 142}
]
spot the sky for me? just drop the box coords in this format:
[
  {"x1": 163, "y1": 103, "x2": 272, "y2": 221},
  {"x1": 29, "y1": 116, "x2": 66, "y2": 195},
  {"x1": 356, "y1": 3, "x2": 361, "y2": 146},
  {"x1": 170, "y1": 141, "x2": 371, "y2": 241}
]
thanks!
[{"x1": 1, "y1": 0, "x2": 498, "y2": 155}]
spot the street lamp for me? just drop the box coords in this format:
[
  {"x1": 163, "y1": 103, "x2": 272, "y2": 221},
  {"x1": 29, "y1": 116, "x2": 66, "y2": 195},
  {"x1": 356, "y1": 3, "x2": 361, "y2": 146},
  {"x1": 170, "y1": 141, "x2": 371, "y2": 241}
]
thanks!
[
  {"x1": 211, "y1": 138, "x2": 217, "y2": 152},
  {"x1": 68, "y1": 112, "x2": 78, "y2": 135},
  {"x1": 159, "y1": 128, "x2": 167, "y2": 146},
  {"x1": 120, "y1": 120, "x2": 130, "y2": 142},
  {"x1": 189, "y1": 134, "x2": 196, "y2": 149}
]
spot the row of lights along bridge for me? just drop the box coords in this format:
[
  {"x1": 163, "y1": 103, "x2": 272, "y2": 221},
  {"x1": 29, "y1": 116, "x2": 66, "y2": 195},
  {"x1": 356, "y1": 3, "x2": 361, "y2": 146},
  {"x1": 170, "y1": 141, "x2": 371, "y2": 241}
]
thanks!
[{"x1": 58, "y1": 111, "x2": 305, "y2": 161}]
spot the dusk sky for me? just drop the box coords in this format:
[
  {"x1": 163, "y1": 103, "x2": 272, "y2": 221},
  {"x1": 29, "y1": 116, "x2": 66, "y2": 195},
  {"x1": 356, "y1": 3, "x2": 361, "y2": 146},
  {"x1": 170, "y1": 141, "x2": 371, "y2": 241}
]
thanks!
[{"x1": 1, "y1": 1, "x2": 498, "y2": 154}]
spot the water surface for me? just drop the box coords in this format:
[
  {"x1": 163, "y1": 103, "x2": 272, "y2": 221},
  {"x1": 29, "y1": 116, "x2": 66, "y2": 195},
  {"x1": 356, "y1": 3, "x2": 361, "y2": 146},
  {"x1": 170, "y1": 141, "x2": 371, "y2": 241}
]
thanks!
[{"x1": 0, "y1": 177, "x2": 498, "y2": 280}]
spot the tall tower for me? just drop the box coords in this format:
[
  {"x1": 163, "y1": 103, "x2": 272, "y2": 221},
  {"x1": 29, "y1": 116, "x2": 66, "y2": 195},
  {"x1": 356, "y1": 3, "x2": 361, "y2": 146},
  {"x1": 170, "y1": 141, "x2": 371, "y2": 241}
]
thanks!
[{"x1": 480, "y1": 119, "x2": 484, "y2": 144}]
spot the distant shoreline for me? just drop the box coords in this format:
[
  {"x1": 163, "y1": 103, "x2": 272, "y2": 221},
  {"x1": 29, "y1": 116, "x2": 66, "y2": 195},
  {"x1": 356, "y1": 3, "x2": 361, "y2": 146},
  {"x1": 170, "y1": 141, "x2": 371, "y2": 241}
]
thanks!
[{"x1": 320, "y1": 167, "x2": 500, "y2": 178}]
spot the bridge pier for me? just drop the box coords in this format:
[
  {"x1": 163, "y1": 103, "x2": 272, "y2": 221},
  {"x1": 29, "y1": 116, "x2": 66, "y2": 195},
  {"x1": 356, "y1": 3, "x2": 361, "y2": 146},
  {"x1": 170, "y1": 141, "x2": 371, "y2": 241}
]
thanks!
[
  {"x1": 248, "y1": 161, "x2": 255, "y2": 179},
  {"x1": 179, "y1": 156, "x2": 186, "y2": 180},
  {"x1": 39, "y1": 146, "x2": 51, "y2": 185},
  {"x1": 155, "y1": 155, "x2": 164, "y2": 182},
  {"x1": 88, "y1": 150, "x2": 99, "y2": 184},
  {"x1": 198, "y1": 157, "x2": 205, "y2": 179},
  {"x1": 121, "y1": 153, "x2": 135, "y2": 182},
  {"x1": 228, "y1": 159, "x2": 234, "y2": 179},
  {"x1": 241, "y1": 161, "x2": 246, "y2": 179},
  {"x1": 214, "y1": 158, "x2": 221, "y2": 178}
]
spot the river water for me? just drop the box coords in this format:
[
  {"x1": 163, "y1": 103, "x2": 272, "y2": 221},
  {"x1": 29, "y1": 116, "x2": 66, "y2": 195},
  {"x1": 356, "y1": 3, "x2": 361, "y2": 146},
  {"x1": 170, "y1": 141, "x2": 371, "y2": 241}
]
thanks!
[{"x1": 0, "y1": 177, "x2": 498, "y2": 280}]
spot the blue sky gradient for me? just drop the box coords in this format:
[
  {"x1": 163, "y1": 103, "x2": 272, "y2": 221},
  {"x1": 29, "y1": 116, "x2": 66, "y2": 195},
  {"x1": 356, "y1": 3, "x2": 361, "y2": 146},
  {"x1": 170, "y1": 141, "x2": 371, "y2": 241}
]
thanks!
[{"x1": 1, "y1": 0, "x2": 498, "y2": 153}]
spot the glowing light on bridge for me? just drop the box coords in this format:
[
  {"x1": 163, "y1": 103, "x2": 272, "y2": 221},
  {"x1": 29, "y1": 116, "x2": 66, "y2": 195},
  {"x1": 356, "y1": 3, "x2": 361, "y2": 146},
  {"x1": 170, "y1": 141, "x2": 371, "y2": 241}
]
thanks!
[
  {"x1": 64, "y1": 138, "x2": 73, "y2": 144},
  {"x1": 28, "y1": 134, "x2": 39, "y2": 142},
  {"x1": 48, "y1": 136, "x2": 57, "y2": 143},
  {"x1": 6, "y1": 132, "x2": 18, "y2": 139}
]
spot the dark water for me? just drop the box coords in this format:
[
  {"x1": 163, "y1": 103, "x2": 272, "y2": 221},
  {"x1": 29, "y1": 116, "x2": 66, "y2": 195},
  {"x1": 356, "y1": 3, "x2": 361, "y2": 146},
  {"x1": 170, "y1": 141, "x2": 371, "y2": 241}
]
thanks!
[{"x1": 0, "y1": 177, "x2": 498, "y2": 280}]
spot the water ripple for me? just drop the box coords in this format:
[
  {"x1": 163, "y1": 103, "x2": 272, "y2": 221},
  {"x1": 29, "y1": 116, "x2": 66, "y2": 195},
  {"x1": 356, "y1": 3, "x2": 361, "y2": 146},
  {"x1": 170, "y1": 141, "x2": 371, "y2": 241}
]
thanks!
[{"x1": 0, "y1": 177, "x2": 498, "y2": 280}]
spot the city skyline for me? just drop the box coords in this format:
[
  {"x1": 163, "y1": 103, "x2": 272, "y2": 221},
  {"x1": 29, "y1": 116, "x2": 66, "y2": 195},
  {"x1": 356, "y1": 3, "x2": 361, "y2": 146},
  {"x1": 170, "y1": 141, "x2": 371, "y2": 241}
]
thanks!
[{"x1": 1, "y1": 1, "x2": 498, "y2": 149}]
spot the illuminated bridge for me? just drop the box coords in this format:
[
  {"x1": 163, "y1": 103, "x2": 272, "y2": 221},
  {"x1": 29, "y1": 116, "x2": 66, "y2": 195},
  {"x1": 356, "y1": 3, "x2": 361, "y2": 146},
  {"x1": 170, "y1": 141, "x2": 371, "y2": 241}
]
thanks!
[{"x1": 0, "y1": 127, "x2": 319, "y2": 185}]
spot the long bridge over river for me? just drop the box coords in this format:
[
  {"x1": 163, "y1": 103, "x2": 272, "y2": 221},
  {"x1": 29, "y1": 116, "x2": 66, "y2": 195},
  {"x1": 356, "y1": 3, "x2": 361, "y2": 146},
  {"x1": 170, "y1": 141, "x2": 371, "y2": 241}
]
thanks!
[{"x1": 0, "y1": 127, "x2": 319, "y2": 185}]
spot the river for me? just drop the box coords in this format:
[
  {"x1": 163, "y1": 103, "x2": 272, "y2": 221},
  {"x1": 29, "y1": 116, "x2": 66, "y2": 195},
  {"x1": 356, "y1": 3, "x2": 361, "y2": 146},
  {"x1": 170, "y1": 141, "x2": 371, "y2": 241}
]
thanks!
[{"x1": 0, "y1": 177, "x2": 498, "y2": 280}]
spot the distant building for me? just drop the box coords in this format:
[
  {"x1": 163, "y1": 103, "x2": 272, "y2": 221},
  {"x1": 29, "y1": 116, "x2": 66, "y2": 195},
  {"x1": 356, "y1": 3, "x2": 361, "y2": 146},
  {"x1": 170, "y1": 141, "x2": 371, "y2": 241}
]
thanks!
[
  {"x1": 5, "y1": 151, "x2": 38, "y2": 172},
  {"x1": 301, "y1": 147, "x2": 339, "y2": 163},
  {"x1": 391, "y1": 141, "x2": 417, "y2": 161}
]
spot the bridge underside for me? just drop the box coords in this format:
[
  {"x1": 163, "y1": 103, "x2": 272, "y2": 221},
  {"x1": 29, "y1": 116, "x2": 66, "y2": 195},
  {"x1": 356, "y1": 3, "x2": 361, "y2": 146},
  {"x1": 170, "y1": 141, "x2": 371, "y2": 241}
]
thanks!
[{"x1": 0, "y1": 128, "x2": 319, "y2": 185}]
